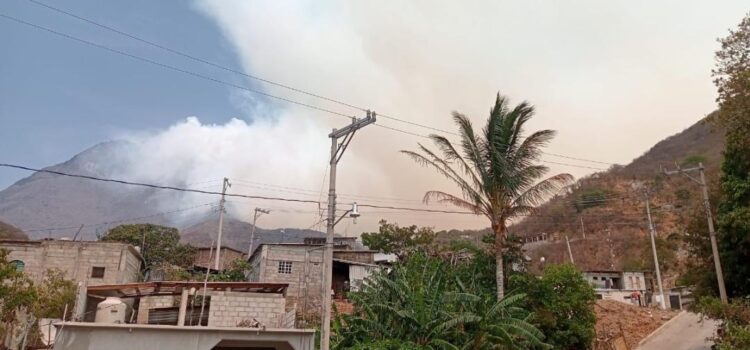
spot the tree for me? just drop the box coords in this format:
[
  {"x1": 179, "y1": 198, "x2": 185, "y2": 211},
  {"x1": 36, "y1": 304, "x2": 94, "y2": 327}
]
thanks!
[
  {"x1": 509, "y1": 264, "x2": 596, "y2": 349},
  {"x1": 209, "y1": 259, "x2": 252, "y2": 282},
  {"x1": 34, "y1": 269, "x2": 77, "y2": 319},
  {"x1": 100, "y1": 224, "x2": 196, "y2": 270},
  {"x1": 334, "y1": 252, "x2": 548, "y2": 349},
  {"x1": 0, "y1": 250, "x2": 36, "y2": 324},
  {"x1": 402, "y1": 93, "x2": 572, "y2": 299},
  {"x1": 713, "y1": 13, "x2": 750, "y2": 297},
  {"x1": 361, "y1": 220, "x2": 435, "y2": 259}
]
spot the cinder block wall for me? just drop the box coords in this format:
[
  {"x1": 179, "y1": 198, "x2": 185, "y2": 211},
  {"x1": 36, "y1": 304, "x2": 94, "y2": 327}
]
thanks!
[
  {"x1": 136, "y1": 295, "x2": 176, "y2": 324},
  {"x1": 207, "y1": 291, "x2": 286, "y2": 328},
  {"x1": 0, "y1": 241, "x2": 142, "y2": 286}
]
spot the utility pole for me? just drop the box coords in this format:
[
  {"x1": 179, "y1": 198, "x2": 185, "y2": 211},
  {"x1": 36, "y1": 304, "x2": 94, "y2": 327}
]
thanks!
[
  {"x1": 645, "y1": 194, "x2": 666, "y2": 310},
  {"x1": 664, "y1": 163, "x2": 727, "y2": 303},
  {"x1": 580, "y1": 217, "x2": 586, "y2": 239},
  {"x1": 215, "y1": 177, "x2": 231, "y2": 271},
  {"x1": 565, "y1": 235, "x2": 575, "y2": 264},
  {"x1": 321, "y1": 111, "x2": 376, "y2": 350},
  {"x1": 247, "y1": 208, "x2": 270, "y2": 257},
  {"x1": 607, "y1": 229, "x2": 613, "y2": 270}
]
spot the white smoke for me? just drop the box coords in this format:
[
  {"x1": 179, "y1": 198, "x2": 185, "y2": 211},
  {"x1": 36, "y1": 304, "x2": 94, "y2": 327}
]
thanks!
[
  {"x1": 108, "y1": 0, "x2": 737, "y2": 232},
  {"x1": 117, "y1": 114, "x2": 397, "y2": 231}
]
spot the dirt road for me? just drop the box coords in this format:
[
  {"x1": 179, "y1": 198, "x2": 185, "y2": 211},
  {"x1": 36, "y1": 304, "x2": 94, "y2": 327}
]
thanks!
[{"x1": 637, "y1": 312, "x2": 719, "y2": 350}]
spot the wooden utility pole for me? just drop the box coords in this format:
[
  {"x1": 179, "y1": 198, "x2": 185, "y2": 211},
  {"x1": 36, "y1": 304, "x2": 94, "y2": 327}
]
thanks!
[
  {"x1": 664, "y1": 163, "x2": 727, "y2": 303},
  {"x1": 321, "y1": 111, "x2": 375, "y2": 350}
]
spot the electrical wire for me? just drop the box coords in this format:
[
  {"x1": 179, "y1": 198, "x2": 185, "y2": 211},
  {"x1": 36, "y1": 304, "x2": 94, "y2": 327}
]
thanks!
[
  {"x1": 0, "y1": 13, "x2": 356, "y2": 121},
  {"x1": 21, "y1": 202, "x2": 218, "y2": 232},
  {"x1": 6, "y1": 8, "x2": 616, "y2": 169}
]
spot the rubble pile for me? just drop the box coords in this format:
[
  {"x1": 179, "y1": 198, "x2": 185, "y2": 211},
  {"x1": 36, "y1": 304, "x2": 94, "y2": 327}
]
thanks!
[{"x1": 594, "y1": 300, "x2": 678, "y2": 349}]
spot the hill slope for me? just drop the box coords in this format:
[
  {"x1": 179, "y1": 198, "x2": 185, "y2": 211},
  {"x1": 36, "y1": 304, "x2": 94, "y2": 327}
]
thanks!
[
  {"x1": 513, "y1": 117, "x2": 725, "y2": 284},
  {"x1": 0, "y1": 221, "x2": 27, "y2": 240}
]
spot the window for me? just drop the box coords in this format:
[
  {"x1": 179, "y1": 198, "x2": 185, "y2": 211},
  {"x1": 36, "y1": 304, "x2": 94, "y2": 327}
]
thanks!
[
  {"x1": 10, "y1": 260, "x2": 24, "y2": 272},
  {"x1": 91, "y1": 266, "x2": 106, "y2": 278},
  {"x1": 278, "y1": 261, "x2": 293, "y2": 274}
]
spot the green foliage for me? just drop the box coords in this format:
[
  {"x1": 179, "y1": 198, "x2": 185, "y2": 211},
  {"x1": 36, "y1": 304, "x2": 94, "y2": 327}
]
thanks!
[
  {"x1": 509, "y1": 264, "x2": 597, "y2": 350},
  {"x1": 682, "y1": 154, "x2": 707, "y2": 167},
  {"x1": 361, "y1": 220, "x2": 436, "y2": 259},
  {"x1": 35, "y1": 269, "x2": 77, "y2": 319},
  {"x1": 0, "y1": 250, "x2": 77, "y2": 344},
  {"x1": 209, "y1": 259, "x2": 252, "y2": 282},
  {"x1": 695, "y1": 297, "x2": 750, "y2": 350},
  {"x1": 712, "y1": 13, "x2": 750, "y2": 298},
  {"x1": 0, "y1": 250, "x2": 36, "y2": 323},
  {"x1": 573, "y1": 188, "x2": 615, "y2": 212},
  {"x1": 402, "y1": 93, "x2": 572, "y2": 299},
  {"x1": 101, "y1": 224, "x2": 196, "y2": 269},
  {"x1": 334, "y1": 252, "x2": 550, "y2": 350}
]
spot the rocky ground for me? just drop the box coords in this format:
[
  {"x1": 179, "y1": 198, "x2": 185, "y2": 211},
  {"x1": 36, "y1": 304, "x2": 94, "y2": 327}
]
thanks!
[{"x1": 595, "y1": 300, "x2": 678, "y2": 349}]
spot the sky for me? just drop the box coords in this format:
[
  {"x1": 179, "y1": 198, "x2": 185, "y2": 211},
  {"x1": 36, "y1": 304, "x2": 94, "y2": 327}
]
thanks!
[{"x1": 0, "y1": 0, "x2": 748, "y2": 232}]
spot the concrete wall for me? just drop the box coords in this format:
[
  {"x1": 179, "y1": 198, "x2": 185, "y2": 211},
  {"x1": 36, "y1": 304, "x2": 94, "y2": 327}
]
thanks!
[
  {"x1": 135, "y1": 291, "x2": 288, "y2": 328},
  {"x1": 251, "y1": 245, "x2": 324, "y2": 311},
  {"x1": 621, "y1": 272, "x2": 646, "y2": 291},
  {"x1": 53, "y1": 323, "x2": 315, "y2": 350},
  {"x1": 0, "y1": 240, "x2": 142, "y2": 286},
  {"x1": 208, "y1": 291, "x2": 287, "y2": 328},
  {"x1": 137, "y1": 296, "x2": 176, "y2": 324}
]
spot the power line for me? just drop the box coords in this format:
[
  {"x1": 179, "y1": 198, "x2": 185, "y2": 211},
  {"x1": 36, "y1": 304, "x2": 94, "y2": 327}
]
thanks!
[
  {"x1": 22, "y1": 202, "x2": 217, "y2": 232},
  {"x1": 0, "y1": 13, "x2": 356, "y2": 121},
  {"x1": 11, "y1": 5, "x2": 615, "y2": 168},
  {"x1": 25, "y1": 0, "x2": 367, "y2": 113},
  {"x1": 0, "y1": 163, "x2": 321, "y2": 204}
]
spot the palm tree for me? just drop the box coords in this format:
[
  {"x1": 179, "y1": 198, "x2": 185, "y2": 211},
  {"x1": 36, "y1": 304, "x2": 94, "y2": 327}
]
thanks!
[{"x1": 402, "y1": 93, "x2": 572, "y2": 299}]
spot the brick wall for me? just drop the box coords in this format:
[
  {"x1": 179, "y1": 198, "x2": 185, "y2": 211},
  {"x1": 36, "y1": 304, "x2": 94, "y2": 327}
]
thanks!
[
  {"x1": 0, "y1": 241, "x2": 142, "y2": 286},
  {"x1": 207, "y1": 291, "x2": 286, "y2": 328}
]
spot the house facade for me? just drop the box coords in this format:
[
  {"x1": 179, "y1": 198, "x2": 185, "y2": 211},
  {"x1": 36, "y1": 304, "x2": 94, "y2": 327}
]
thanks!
[
  {"x1": 583, "y1": 270, "x2": 649, "y2": 306},
  {"x1": 0, "y1": 239, "x2": 142, "y2": 286},
  {"x1": 247, "y1": 238, "x2": 378, "y2": 320},
  {"x1": 54, "y1": 281, "x2": 314, "y2": 350}
]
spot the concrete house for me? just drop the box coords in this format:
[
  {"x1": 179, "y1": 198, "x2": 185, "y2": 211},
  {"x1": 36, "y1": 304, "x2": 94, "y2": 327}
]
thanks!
[
  {"x1": 53, "y1": 281, "x2": 314, "y2": 350},
  {"x1": 583, "y1": 270, "x2": 648, "y2": 306},
  {"x1": 0, "y1": 239, "x2": 142, "y2": 286},
  {"x1": 247, "y1": 237, "x2": 378, "y2": 319}
]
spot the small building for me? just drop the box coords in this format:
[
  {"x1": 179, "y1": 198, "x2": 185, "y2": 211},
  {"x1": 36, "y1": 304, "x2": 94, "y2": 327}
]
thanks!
[
  {"x1": 54, "y1": 281, "x2": 314, "y2": 350},
  {"x1": 247, "y1": 237, "x2": 378, "y2": 321},
  {"x1": 0, "y1": 239, "x2": 142, "y2": 286},
  {"x1": 193, "y1": 245, "x2": 246, "y2": 271},
  {"x1": 583, "y1": 270, "x2": 648, "y2": 306}
]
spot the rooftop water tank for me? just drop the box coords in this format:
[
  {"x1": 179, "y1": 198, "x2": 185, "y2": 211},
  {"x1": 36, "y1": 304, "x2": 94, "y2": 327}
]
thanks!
[{"x1": 94, "y1": 297, "x2": 127, "y2": 324}]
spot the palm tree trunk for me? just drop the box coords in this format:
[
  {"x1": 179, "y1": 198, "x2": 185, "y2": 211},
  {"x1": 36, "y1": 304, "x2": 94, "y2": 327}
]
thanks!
[{"x1": 493, "y1": 222, "x2": 505, "y2": 300}]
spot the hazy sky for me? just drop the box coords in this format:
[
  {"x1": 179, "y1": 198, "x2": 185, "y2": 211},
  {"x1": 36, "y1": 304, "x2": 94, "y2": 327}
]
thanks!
[{"x1": 1, "y1": 1, "x2": 747, "y2": 232}]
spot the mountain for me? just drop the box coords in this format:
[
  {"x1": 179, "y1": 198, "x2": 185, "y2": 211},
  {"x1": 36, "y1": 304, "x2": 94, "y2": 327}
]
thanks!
[
  {"x1": 180, "y1": 217, "x2": 324, "y2": 253},
  {"x1": 0, "y1": 141, "x2": 161, "y2": 240},
  {"x1": 0, "y1": 221, "x2": 27, "y2": 240}
]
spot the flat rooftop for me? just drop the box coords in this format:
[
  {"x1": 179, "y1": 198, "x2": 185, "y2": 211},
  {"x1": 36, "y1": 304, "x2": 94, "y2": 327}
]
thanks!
[{"x1": 87, "y1": 281, "x2": 289, "y2": 298}]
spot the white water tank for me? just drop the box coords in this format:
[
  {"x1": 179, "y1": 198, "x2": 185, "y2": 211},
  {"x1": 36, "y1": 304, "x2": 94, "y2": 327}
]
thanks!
[{"x1": 95, "y1": 297, "x2": 127, "y2": 324}]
